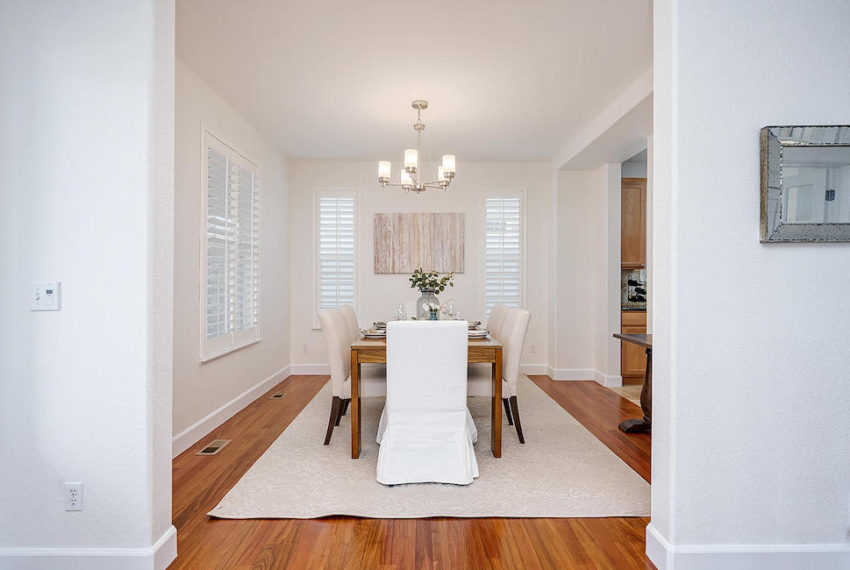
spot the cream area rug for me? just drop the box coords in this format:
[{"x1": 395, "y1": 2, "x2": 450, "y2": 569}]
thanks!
[{"x1": 209, "y1": 376, "x2": 650, "y2": 519}]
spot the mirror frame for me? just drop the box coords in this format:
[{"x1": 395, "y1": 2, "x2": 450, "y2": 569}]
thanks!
[{"x1": 760, "y1": 125, "x2": 850, "y2": 242}]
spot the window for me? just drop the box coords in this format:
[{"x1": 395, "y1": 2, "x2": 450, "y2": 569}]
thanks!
[
  {"x1": 314, "y1": 191, "x2": 357, "y2": 327},
  {"x1": 201, "y1": 131, "x2": 260, "y2": 361},
  {"x1": 483, "y1": 191, "x2": 524, "y2": 318}
]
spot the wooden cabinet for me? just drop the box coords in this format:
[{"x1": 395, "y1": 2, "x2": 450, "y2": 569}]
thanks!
[
  {"x1": 621, "y1": 310, "x2": 647, "y2": 381},
  {"x1": 621, "y1": 178, "x2": 647, "y2": 269}
]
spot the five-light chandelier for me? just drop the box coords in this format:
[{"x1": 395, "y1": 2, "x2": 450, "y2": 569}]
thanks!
[{"x1": 377, "y1": 100, "x2": 456, "y2": 193}]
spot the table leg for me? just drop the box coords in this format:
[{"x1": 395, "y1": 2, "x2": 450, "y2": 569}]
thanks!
[
  {"x1": 491, "y1": 347, "x2": 502, "y2": 458},
  {"x1": 619, "y1": 347, "x2": 652, "y2": 433},
  {"x1": 351, "y1": 349, "x2": 361, "y2": 458}
]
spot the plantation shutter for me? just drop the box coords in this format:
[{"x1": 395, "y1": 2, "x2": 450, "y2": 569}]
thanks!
[
  {"x1": 317, "y1": 195, "x2": 356, "y2": 319},
  {"x1": 203, "y1": 133, "x2": 260, "y2": 359},
  {"x1": 484, "y1": 195, "x2": 522, "y2": 318}
]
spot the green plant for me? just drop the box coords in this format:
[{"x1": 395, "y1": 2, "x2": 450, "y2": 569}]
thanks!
[{"x1": 409, "y1": 267, "x2": 455, "y2": 295}]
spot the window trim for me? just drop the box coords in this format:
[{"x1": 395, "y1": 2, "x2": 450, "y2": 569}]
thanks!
[
  {"x1": 312, "y1": 188, "x2": 359, "y2": 329},
  {"x1": 480, "y1": 188, "x2": 527, "y2": 319},
  {"x1": 199, "y1": 127, "x2": 262, "y2": 362}
]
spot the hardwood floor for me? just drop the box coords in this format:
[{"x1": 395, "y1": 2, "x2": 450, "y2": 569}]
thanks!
[{"x1": 170, "y1": 375, "x2": 654, "y2": 569}]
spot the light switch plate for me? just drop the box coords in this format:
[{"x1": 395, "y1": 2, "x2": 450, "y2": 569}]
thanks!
[{"x1": 32, "y1": 281, "x2": 60, "y2": 311}]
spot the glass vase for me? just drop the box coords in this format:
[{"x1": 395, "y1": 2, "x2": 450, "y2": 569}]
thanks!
[{"x1": 416, "y1": 290, "x2": 439, "y2": 319}]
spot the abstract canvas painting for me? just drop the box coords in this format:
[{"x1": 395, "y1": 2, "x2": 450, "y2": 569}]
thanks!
[{"x1": 373, "y1": 213, "x2": 464, "y2": 274}]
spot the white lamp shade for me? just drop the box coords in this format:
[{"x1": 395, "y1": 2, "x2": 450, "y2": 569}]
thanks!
[
  {"x1": 442, "y1": 154, "x2": 456, "y2": 174},
  {"x1": 404, "y1": 149, "x2": 418, "y2": 171},
  {"x1": 438, "y1": 166, "x2": 446, "y2": 182},
  {"x1": 400, "y1": 170, "x2": 413, "y2": 186},
  {"x1": 378, "y1": 161, "x2": 391, "y2": 179}
]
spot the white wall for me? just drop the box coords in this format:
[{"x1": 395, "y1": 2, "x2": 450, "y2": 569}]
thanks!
[
  {"x1": 553, "y1": 164, "x2": 622, "y2": 386},
  {"x1": 622, "y1": 161, "x2": 648, "y2": 178},
  {"x1": 289, "y1": 161, "x2": 551, "y2": 375},
  {"x1": 0, "y1": 1, "x2": 175, "y2": 568},
  {"x1": 172, "y1": 60, "x2": 291, "y2": 454},
  {"x1": 650, "y1": 0, "x2": 850, "y2": 567}
]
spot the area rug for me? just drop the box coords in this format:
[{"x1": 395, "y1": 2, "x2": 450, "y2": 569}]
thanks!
[{"x1": 209, "y1": 376, "x2": 650, "y2": 519}]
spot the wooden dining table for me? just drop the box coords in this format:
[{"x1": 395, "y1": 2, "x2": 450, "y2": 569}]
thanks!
[{"x1": 349, "y1": 335, "x2": 503, "y2": 459}]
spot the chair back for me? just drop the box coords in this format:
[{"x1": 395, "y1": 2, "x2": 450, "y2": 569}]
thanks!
[
  {"x1": 500, "y1": 307, "x2": 531, "y2": 392},
  {"x1": 338, "y1": 305, "x2": 361, "y2": 343},
  {"x1": 385, "y1": 320, "x2": 468, "y2": 420},
  {"x1": 318, "y1": 308, "x2": 351, "y2": 397},
  {"x1": 487, "y1": 304, "x2": 508, "y2": 342}
]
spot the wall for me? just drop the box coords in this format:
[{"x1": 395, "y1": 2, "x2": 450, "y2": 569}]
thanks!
[
  {"x1": 650, "y1": 0, "x2": 850, "y2": 567},
  {"x1": 622, "y1": 161, "x2": 648, "y2": 178},
  {"x1": 0, "y1": 1, "x2": 175, "y2": 568},
  {"x1": 172, "y1": 60, "x2": 291, "y2": 454},
  {"x1": 289, "y1": 161, "x2": 551, "y2": 381},
  {"x1": 553, "y1": 164, "x2": 622, "y2": 386}
]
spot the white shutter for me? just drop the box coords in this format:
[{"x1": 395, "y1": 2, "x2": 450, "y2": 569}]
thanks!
[
  {"x1": 484, "y1": 194, "x2": 523, "y2": 318},
  {"x1": 316, "y1": 193, "x2": 357, "y2": 323},
  {"x1": 202, "y1": 132, "x2": 261, "y2": 360}
]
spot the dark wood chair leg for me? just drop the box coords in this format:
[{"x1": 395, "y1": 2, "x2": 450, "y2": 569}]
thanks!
[
  {"x1": 324, "y1": 396, "x2": 341, "y2": 445},
  {"x1": 509, "y1": 396, "x2": 525, "y2": 443},
  {"x1": 334, "y1": 398, "x2": 349, "y2": 426},
  {"x1": 503, "y1": 398, "x2": 514, "y2": 425},
  {"x1": 340, "y1": 398, "x2": 350, "y2": 417}
]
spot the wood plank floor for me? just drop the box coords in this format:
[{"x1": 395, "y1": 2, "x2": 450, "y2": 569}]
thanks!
[{"x1": 170, "y1": 375, "x2": 654, "y2": 569}]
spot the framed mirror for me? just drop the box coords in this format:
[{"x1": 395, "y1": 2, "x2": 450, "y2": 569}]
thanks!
[{"x1": 760, "y1": 125, "x2": 850, "y2": 242}]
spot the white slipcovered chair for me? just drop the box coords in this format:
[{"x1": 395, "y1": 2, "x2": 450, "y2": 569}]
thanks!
[
  {"x1": 498, "y1": 307, "x2": 532, "y2": 443},
  {"x1": 376, "y1": 321, "x2": 479, "y2": 485},
  {"x1": 318, "y1": 308, "x2": 352, "y2": 445},
  {"x1": 338, "y1": 305, "x2": 361, "y2": 344},
  {"x1": 487, "y1": 304, "x2": 508, "y2": 340}
]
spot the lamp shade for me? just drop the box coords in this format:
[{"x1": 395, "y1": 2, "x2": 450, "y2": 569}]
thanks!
[
  {"x1": 442, "y1": 154, "x2": 456, "y2": 174},
  {"x1": 400, "y1": 170, "x2": 413, "y2": 187},
  {"x1": 378, "y1": 161, "x2": 391, "y2": 180},
  {"x1": 404, "y1": 149, "x2": 418, "y2": 171}
]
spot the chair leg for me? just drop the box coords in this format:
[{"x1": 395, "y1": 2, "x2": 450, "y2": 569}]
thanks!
[
  {"x1": 335, "y1": 398, "x2": 349, "y2": 426},
  {"x1": 340, "y1": 398, "x2": 350, "y2": 417},
  {"x1": 503, "y1": 398, "x2": 514, "y2": 425},
  {"x1": 324, "y1": 396, "x2": 342, "y2": 445},
  {"x1": 509, "y1": 396, "x2": 525, "y2": 444}
]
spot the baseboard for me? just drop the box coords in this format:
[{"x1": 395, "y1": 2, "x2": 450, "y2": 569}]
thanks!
[
  {"x1": 646, "y1": 523, "x2": 850, "y2": 570},
  {"x1": 519, "y1": 363, "x2": 548, "y2": 375},
  {"x1": 289, "y1": 363, "x2": 330, "y2": 375},
  {"x1": 172, "y1": 366, "x2": 291, "y2": 457},
  {"x1": 0, "y1": 525, "x2": 177, "y2": 570},
  {"x1": 597, "y1": 371, "x2": 622, "y2": 388},
  {"x1": 547, "y1": 367, "x2": 622, "y2": 387}
]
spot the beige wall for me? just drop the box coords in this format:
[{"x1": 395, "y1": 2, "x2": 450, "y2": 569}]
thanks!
[
  {"x1": 288, "y1": 160, "x2": 551, "y2": 375},
  {"x1": 172, "y1": 60, "x2": 290, "y2": 453}
]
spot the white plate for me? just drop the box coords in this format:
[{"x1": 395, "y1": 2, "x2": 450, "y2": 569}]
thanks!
[
  {"x1": 467, "y1": 330, "x2": 489, "y2": 337},
  {"x1": 363, "y1": 333, "x2": 386, "y2": 339}
]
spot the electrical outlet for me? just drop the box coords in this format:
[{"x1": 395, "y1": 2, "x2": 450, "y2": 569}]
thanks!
[
  {"x1": 64, "y1": 481, "x2": 83, "y2": 511},
  {"x1": 302, "y1": 344, "x2": 309, "y2": 353}
]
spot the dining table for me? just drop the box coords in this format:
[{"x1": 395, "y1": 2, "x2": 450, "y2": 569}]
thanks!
[
  {"x1": 613, "y1": 332, "x2": 652, "y2": 433},
  {"x1": 349, "y1": 334, "x2": 503, "y2": 459}
]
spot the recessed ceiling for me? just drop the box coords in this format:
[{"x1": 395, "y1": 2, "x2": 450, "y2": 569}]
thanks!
[{"x1": 176, "y1": 0, "x2": 651, "y2": 161}]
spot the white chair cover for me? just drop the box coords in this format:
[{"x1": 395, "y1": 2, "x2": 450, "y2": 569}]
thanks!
[
  {"x1": 487, "y1": 304, "x2": 508, "y2": 342},
  {"x1": 499, "y1": 307, "x2": 531, "y2": 398},
  {"x1": 338, "y1": 305, "x2": 361, "y2": 343},
  {"x1": 376, "y1": 321, "x2": 479, "y2": 485},
  {"x1": 318, "y1": 309, "x2": 351, "y2": 399}
]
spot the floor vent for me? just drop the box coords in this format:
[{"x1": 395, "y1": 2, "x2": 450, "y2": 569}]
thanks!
[
  {"x1": 196, "y1": 439, "x2": 230, "y2": 456},
  {"x1": 270, "y1": 392, "x2": 287, "y2": 399}
]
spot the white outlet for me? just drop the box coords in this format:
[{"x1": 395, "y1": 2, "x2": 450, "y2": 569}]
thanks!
[
  {"x1": 64, "y1": 481, "x2": 83, "y2": 511},
  {"x1": 32, "y1": 281, "x2": 61, "y2": 311}
]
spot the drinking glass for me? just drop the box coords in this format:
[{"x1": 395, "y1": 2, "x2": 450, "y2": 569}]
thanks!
[{"x1": 395, "y1": 303, "x2": 408, "y2": 321}]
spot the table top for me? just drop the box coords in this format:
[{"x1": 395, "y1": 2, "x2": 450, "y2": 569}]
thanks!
[
  {"x1": 613, "y1": 333, "x2": 653, "y2": 349},
  {"x1": 351, "y1": 335, "x2": 502, "y2": 349}
]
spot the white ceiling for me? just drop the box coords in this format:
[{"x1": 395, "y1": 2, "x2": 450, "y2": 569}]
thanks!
[{"x1": 176, "y1": 0, "x2": 651, "y2": 161}]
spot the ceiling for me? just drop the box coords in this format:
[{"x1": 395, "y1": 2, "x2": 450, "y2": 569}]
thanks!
[{"x1": 176, "y1": 0, "x2": 652, "y2": 162}]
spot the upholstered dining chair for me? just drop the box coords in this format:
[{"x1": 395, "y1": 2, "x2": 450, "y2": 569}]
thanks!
[
  {"x1": 338, "y1": 305, "x2": 361, "y2": 344},
  {"x1": 498, "y1": 307, "x2": 532, "y2": 443},
  {"x1": 376, "y1": 321, "x2": 479, "y2": 485},
  {"x1": 318, "y1": 308, "x2": 352, "y2": 445},
  {"x1": 487, "y1": 304, "x2": 508, "y2": 340}
]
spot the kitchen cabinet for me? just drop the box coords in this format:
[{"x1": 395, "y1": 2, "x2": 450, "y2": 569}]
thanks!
[
  {"x1": 621, "y1": 178, "x2": 647, "y2": 269},
  {"x1": 621, "y1": 310, "x2": 647, "y2": 381}
]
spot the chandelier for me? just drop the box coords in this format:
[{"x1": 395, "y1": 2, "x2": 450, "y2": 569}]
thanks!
[{"x1": 377, "y1": 100, "x2": 456, "y2": 193}]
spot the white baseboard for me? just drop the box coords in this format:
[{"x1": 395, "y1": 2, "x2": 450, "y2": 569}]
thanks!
[
  {"x1": 519, "y1": 363, "x2": 548, "y2": 375},
  {"x1": 646, "y1": 523, "x2": 850, "y2": 570},
  {"x1": 0, "y1": 525, "x2": 177, "y2": 570},
  {"x1": 546, "y1": 367, "x2": 622, "y2": 388},
  {"x1": 171, "y1": 366, "x2": 291, "y2": 457},
  {"x1": 289, "y1": 363, "x2": 330, "y2": 375}
]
